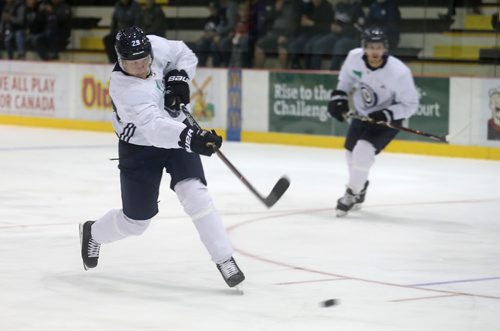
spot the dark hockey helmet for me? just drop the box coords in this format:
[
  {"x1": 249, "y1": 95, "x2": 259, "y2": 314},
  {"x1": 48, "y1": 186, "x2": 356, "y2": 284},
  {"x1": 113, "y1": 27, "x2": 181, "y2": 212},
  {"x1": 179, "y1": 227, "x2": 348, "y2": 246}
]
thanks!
[
  {"x1": 114, "y1": 26, "x2": 152, "y2": 61},
  {"x1": 361, "y1": 27, "x2": 389, "y2": 50}
]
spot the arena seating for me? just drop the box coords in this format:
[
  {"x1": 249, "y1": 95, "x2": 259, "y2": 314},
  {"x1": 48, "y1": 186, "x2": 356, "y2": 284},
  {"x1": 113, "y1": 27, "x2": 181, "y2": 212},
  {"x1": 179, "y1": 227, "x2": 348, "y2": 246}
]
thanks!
[{"x1": 60, "y1": 0, "x2": 499, "y2": 75}]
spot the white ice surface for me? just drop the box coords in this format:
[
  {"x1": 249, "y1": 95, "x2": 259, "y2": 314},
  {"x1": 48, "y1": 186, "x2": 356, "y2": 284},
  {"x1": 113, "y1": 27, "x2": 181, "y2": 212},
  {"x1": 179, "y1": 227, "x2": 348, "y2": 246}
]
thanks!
[{"x1": 1, "y1": 125, "x2": 499, "y2": 331}]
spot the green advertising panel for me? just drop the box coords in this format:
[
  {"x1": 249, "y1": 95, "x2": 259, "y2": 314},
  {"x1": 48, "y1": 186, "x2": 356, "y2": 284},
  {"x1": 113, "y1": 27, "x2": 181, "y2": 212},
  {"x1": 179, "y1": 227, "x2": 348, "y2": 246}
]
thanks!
[
  {"x1": 399, "y1": 77, "x2": 449, "y2": 142},
  {"x1": 269, "y1": 72, "x2": 450, "y2": 143},
  {"x1": 269, "y1": 72, "x2": 348, "y2": 136}
]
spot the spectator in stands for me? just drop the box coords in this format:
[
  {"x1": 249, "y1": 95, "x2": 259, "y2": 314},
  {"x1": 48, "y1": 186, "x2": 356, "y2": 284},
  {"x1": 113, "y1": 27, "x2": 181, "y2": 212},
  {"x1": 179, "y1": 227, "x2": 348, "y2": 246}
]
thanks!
[
  {"x1": 138, "y1": 0, "x2": 166, "y2": 37},
  {"x1": 208, "y1": 0, "x2": 238, "y2": 67},
  {"x1": 27, "y1": 0, "x2": 70, "y2": 60},
  {"x1": 103, "y1": 0, "x2": 141, "y2": 63},
  {"x1": 244, "y1": 0, "x2": 268, "y2": 67},
  {"x1": 1, "y1": 0, "x2": 26, "y2": 59},
  {"x1": 0, "y1": 1, "x2": 9, "y2": 56},
  {"x1": 28, "y1": 0, "x2": 57, "y2": 60},
  {"x1": 253, "y1": 0, "x2": 296, "y2": 69},
  {"x1": 49, "y1": 0, "x2": 72, "y2": 58},
  {"x1": 438, "y1": 0, "x2": 457, "y2": 21},
  {"x1": 492, "y1": 6, "x2": 500, "y2": 31},
  {"x1": 287, "y1": 0, "x2": 333, "y2": 69},
  {"x1": 70, "y1": 0, "x2": 114, "y2": 4},
  {"x1": 439, "y1": 0, "x2": 482, "y2": 21},
  {"x1": 24, "y1": 0, "x2": 45, "y2": 57},
  {"x1": 308, "y1": 0, "x2": 364, "y2": 70},
  {"x1": 193, "y1": 0, "x2": 239, "y2": 67},
  {"x1": 366, "y1": 0, "x2": 400, "y2": 50},
  {"x1": 228, "y1": 1, "x2": 250, "y2": 67},
  {"x1": 194, "y1": 1, "x2": 221, "y2": 67}
]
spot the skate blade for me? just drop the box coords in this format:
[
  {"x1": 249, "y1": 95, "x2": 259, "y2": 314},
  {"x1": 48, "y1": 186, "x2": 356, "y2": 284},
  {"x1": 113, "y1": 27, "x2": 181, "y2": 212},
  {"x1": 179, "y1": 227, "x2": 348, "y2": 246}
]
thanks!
[
  {"x1": 79, "y1": 223, "x2": 89, "y2": 271},
  {"x1": 335, "y1": 209, "x2": 348, "y2": 217},
  {"x1": 233, "y1": 285, "x2": 244, "y2": 295},
  {"x1": 351, "y1": 203, "x2": 362, "y2": 211}
]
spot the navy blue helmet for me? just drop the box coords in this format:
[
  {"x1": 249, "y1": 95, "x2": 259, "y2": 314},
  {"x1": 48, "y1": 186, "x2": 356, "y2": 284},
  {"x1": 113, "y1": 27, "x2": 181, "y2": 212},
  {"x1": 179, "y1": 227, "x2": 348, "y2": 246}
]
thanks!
[
  {"x1": 361, "y1": 27, "x2": 389, "y2": 49},
  {"x1": 114, "y1": 26, "x2": 152, "y2": 61}
]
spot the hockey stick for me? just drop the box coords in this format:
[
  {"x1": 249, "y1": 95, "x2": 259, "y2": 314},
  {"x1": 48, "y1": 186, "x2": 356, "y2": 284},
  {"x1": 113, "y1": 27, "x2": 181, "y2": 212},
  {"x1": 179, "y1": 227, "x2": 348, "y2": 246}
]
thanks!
[
  {"x1": 180, "y1": 105, "x2": 290, "y2": 208},
  {"x1": 347, "y1": 113, "x2": 449, "y2": 143}
]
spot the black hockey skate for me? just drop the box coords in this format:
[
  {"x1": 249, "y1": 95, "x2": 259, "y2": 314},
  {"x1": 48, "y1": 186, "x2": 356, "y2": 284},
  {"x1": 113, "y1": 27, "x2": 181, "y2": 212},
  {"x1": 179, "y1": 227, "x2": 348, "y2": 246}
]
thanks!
[
  {"x1": 351, "y1": 181, "x2": 370, "y2": 211},
  {"x1": 79, "y1": 221, "x2": 101, "y2": 270},
  {"x1": 216, "y1": 257, "x2": 245, "y2": 288},
  {"x1": 336, "y1": 181, "x2": 370, "y2": 217}
]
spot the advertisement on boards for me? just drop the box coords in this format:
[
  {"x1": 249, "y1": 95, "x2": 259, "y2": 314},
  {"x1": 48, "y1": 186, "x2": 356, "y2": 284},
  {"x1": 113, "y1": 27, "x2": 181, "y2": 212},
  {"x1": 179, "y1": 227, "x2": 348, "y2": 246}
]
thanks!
[
  {"x1": 76, "y1": 64, "x2": 114, "y2": 121},
  {"x1": 269, "y1": 72, "x2": 450, "y2": 142},
  {"x1": 268, "y1": 72, "x2": 342, "y2": 136},
  {"x1": 0, "y1": 62, "x2": 68, "y2": 117},
  {"x1": 226, "y1": 69, "x2": 242, "y2": 141},
  {"x1": 191, "y1": 68, "x2": 227, "y2": 130},
  {"x1": 483, "y1": 80, "x2": 500, "y2": 143},
  {"x1": 398, "y1": 77, "x2": 450, "y2": 142}
]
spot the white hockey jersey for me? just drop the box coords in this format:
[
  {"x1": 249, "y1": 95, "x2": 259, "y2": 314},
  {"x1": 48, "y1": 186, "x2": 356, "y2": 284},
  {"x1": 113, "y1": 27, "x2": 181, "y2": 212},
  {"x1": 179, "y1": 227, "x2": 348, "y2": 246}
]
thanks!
[
  {"x1": 337, "y1": 48, "x2": 419, "y2": 120},
  {"x1": 109, "y1": 35, "x2": 198, "y2": 148}
]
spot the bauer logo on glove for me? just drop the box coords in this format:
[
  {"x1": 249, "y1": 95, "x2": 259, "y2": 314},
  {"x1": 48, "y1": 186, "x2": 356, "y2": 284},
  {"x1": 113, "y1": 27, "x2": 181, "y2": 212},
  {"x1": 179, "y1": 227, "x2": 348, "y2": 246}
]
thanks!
[
  {"x1": 179, "y1": 126, "x2": 222, "y2": 157},
  {"x1": 164, "y1": 69, "x2": 190, "y2": 110},
  {"x1": 166, "y1": 75, "x2": 189, "y2": 83}
]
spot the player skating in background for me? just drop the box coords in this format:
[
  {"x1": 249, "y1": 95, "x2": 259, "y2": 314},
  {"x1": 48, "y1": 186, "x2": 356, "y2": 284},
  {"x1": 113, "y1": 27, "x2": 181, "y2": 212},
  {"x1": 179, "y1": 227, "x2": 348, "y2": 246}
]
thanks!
[
  {"x1": 79, "y1": 26, "x2": 245, "y2": 288},
  {"x1": 327, "y1": 27, "x2": 419, "y2": 217}
]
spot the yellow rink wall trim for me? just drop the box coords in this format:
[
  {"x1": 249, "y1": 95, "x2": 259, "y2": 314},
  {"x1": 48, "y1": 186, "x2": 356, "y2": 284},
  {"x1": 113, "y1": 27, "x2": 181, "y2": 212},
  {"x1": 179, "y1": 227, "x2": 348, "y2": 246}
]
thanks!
[
  {"x1": 1, "y1": 115, "x2": 499, "y2": 161},
  {"x1": 0, "y1": 114, "x2": 114, "y2": 132},
  {"x1": 242, "y1": 131, "x2": 500, "y2": 161}
]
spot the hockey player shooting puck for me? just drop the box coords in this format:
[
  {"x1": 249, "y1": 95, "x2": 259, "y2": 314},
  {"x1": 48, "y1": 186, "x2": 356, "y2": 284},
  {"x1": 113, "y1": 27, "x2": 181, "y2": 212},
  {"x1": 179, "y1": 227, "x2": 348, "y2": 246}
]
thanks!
[{"x1": 321, "y1": 299, "x2": 339, "y2": 307}]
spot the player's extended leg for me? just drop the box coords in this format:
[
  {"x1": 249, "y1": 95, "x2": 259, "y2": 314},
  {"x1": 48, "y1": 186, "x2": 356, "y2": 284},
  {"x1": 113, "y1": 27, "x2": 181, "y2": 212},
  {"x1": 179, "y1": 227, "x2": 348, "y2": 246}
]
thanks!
[
  {"x1": 175, "y1": 178, "x2": 245, "y2": 288},
  {"x1": 80, "y1": 210, "x2": 151, "y2": 270},
  {"x1": 80, "y1": 141, "x2": 162, "y2": 270},
  {"x1": 336, "y1": 140, "x2": 375, "y2": 217}
]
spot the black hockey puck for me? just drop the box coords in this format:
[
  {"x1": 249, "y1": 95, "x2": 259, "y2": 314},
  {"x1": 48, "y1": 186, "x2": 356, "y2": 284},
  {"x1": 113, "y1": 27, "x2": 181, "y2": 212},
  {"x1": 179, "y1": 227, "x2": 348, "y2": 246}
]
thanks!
[{"x1": 321, "y1": 299, "x2": 338, "y2": 307}]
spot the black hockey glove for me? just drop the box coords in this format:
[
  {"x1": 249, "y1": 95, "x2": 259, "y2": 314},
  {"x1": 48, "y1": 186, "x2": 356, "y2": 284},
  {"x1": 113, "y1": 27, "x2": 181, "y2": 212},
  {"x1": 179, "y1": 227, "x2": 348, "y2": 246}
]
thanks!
[
  {"x1": 179, "y1": 126, "x2": 222, "y2": 156},
  {"x1": 368, "y1": 109, "x2": 393, "y2": 123},
  {"x1": 327, "y1": 90, "x2": 349, "y2": 122},
  {"x1": 164, "y1": 69, "x2": 190, "y2": 110}
]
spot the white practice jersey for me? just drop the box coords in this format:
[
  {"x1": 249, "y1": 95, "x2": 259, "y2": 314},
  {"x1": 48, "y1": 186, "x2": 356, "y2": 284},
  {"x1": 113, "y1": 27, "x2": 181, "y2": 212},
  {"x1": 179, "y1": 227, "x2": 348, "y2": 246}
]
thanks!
[
  {"x1": 337, "y1": 48, "x2": 419, "y2": 120},
  {"x1": 109, "y1": 35, "x2": 198, "y2": 148}
]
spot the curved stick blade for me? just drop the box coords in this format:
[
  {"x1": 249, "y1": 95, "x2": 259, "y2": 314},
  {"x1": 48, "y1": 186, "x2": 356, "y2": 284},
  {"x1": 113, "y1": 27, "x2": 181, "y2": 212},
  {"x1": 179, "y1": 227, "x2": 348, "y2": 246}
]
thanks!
[{"x1": 263, "y1": 177, "x2": 291, "y2": 208}]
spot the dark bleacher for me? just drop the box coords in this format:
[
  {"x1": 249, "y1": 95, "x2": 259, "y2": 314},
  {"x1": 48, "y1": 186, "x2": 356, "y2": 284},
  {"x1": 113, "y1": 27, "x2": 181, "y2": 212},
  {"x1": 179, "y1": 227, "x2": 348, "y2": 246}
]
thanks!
[
  {"x1": 392, "y1": 47, "x2": 422, "y2": 61},
  {"x1": 68, "y1": 0, "x2": 116, "y2": 5},
  {"x1": 360, "y1": 0, "x2": 481, "y2": 6},
  {"x1": 65, "y1": 1, "x2": 498, "y2": 69},
  {"x1": 165, "y1": 18, "x2": 206, "y2": 31},
  {"x1": 479, "y1": 48, "x2": 500, "y2": 64},
  {"x1": 166, "y1": 0, "x2": 207, "y2": 6},
  {"x1": 399, "y1": 19, "x2": 453, "y2": 33},
  {"x1": 68, "y1": 0, "x2": 206, "y2": 5},
  {"x1": 70, "y1": 17, "x2": 101, "y2": 30}
]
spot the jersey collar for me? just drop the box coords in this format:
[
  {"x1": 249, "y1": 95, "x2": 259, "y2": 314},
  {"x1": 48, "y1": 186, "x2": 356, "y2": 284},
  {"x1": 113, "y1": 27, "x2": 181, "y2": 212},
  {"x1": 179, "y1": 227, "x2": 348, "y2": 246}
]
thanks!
[
  {"x1": 362, "y1": 54, "x2": 388, "y2": 71},
  {"x1": 113, "y1": 63, "x2": 153, "y2": 79}
]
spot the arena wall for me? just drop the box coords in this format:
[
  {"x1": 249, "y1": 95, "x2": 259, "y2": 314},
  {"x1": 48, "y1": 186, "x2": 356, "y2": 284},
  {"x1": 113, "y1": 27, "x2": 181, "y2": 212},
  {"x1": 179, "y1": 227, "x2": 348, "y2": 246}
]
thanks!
[{"x1": 0, "y1": 61, "x2": 498, "y2": 160}]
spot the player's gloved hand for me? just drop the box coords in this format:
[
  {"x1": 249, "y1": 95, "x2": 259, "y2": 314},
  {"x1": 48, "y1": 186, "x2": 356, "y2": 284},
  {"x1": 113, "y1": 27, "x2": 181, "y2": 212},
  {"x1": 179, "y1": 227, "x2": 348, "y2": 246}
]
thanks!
[
  {"x1": 164, "y1": 69, "x2": 190, "y2": 110},
  {"x1": 178, "y1": 126, "x2": 222, "y2": 156},
  {"x1": 327, "y1": 90, "x2": 349, "y2": 122},
  {"x1": 368, "y1": 109, "x2": 393, "y2": 123}
]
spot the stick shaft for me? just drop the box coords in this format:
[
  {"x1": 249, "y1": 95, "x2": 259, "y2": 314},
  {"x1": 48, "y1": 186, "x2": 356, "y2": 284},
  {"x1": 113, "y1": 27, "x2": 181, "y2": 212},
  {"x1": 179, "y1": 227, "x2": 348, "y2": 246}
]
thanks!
[
  {"x1": 348, "y1": 113, "x2": 448, "y2": 143},
  {"x1": 213, "y1": 148, "x2": 271, "y2": 204},
  {"x1": 180, "y1": 105, "x2": 288, "y2": 207}
]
